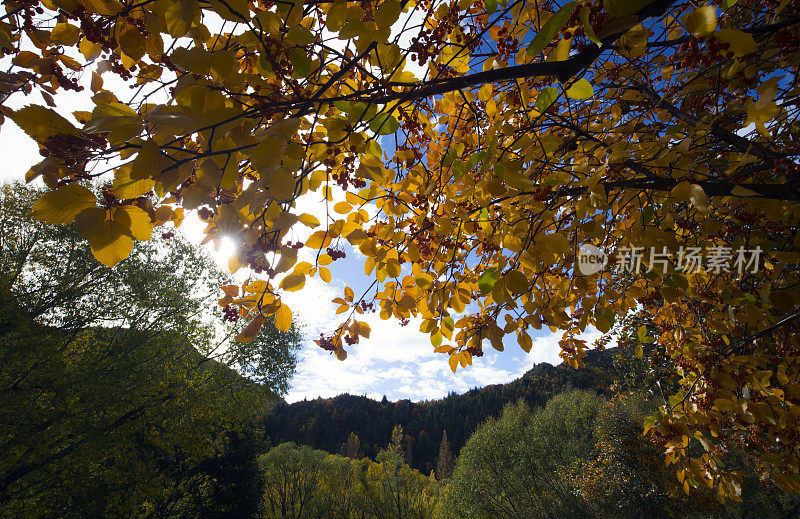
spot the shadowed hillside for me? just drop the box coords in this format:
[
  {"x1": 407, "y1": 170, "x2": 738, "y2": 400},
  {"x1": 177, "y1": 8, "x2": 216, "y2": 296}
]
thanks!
[{"x1": 266, "y1": 348, "x2": 619, "y2": 474}]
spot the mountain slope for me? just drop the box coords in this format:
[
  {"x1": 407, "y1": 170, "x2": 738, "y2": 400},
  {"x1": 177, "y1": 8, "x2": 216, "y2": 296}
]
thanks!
[{"x1": 266, "y1": 348, "x2": 620, "y2": 475}]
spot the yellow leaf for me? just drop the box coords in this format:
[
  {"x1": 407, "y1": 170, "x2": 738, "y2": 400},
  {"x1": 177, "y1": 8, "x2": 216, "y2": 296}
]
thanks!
[
  {"x1": 117, "y1": 20, "x2": 145, "y2": 61},
  {"x1": 478, "y1": 83, "x2": 493, "y2": 101},
  {"x1": 222, "y1": 284, "x2": 239, "y2": 297},
  {"x1": 281, "y1": 274, "x2": 306, "y2": 291},
  {"x1": 75, "y1": 207, "x2": 107, "y2": 240},
  {"x1": 299, "y1": 213, "x2": 320, "y2": 227},
  {"x1": 519, "y1": 332, "x2": 532, "y2": 353},
  {"x1": 356, "y1": 321, "x2": 371, "y2": 338},
  {"x1": 326, "y1": 1, "x2": 348, "y2": 31},
  {"x1": 538, "y1": 232, "x2": 570, "y2": 253},
  {"x1": 164, "y1": 0, "x2": 200, "y2": 37},
  {"x1": 236, "y1": 314, "x2": 264, "y2": 342},
  {"x1": 267, "y1": 167, "x2": 296, "y2": 200},
  {"x1": 130, "y1": 139, "x2": 162, "y2": 181},
  {"x1": 10, "y1": 105, "x2": 81, "y2": 144},
  {"x1": 547, "y1": 36, "x2": 571, "y2": 62},
  {"x1": 345, "y1": 286, "x2": 355, "y2": 302},
  {"x1": 88, "y1": 219, "x2": 134, "y2": 267},
  {"x1": 275, "y1": 303, "x2": 292, "y2": 331},
  {"x1": 671, "y1": 180, "x2": 692, "y2": 201},
  {"x1": 293, "y1": 261, "x2": 314, "y2": 275},
  {"x1": 566, "y1": 78, "x2": 593, "y2": 100},
  {"x1": 319, "y1": 266, "x2": 332, "y2": 282},
  {"x1": 688, "y1": 184, "x2": 711, "y2": 214},
  {"x1": 33, "y1": 184, "x2": 96, "y2": 224},
  {"x1": 287, "y1": 25, "x2": 315, "y2": 45},
  {"x1": 91, "y1": 71, "x2": 103, "y2": 92},
  {"x1": 78, "y1": 0, "x2": 125, "y2": 16},
  {"x1": 306, "y1": 230, "x2": 333, "y2": 249},
  {"x1": 415, "y1": 272, "x2": 434, "y2": 288},
  {"x1": 113, "y1": 164, "x2": 155, "y2": 199},
  {"x1": 714, "y1": 29, "x2": 757, "y2": 57},
  {"x1": 113, "y1": 205, "x2": 153, "y2": 241},
  {"x1": 78, "y1": 38, "x2": 102, "y2": 60},
  {"x1": 50, "y1": 23, "x2": 81, "y2": 46},
  {"x1": 618, "y1": 24, "x2": 648, "y2": 58},
  {"x1": 374, "y1": 0, "x2": 402, "y2": 28},
  {"x1": 221, "y1": 153, "x2": 239, "y2": 190},
  {"x1": 683, "y1": 6, "x2": 716, "y2": 36},
  {"x1": 85, "y1": 102, "x2": 143, "y2": 144},
  {"x1": 449, "y1": 354, "x2": 459, "y2": 373},
  {"x1": 334, "y1": 201, "x2": 352, "y2": 214},
  {"x1": 504, "y1": 270, "x2": 529, "y2": 294}
]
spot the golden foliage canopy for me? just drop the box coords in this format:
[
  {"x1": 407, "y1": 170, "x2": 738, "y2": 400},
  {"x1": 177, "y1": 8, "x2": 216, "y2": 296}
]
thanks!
[{"x1": 3, "y1": 0, "x2": 800, "y2": 499}]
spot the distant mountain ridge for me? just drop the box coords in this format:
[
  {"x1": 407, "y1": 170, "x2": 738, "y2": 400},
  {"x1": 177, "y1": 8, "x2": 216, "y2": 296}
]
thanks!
[{"x1": 266, "y1": 348, "x2": 620, "y2": 475}]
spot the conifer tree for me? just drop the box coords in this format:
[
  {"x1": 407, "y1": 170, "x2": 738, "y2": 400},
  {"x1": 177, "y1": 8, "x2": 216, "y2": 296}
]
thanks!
[{"x1": 436, "y1": 430, "x2": 454, "y2": 481}]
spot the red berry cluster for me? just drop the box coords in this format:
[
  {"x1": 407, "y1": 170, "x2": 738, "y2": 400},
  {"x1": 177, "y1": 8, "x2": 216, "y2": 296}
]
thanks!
[
  {"x1": 775, "y1": 27, "x2": 800, "y2": 58},
  {"x1": 74, "y1": 8, "x2": 115, "y2": 50},
  {"x1": 562, "y1": 1, "x2": 604, "y2": 44},
  {"x1": 773, "y1": 156, "x2": 800, "y2": 176},
  {"x1": 326, "y1": 247, "x2": 347, "y2": 260},
  {"x1": 197, "y1": 206, "x2": 214, "y2": 221},
  {"x1": 409, "y1": 3, "x2": 470, "y2": 66},
  {"x1": 316, "y1": 333, "x2": 336, "y2": 351},
  {"x1": 223, "y1": 305, "x2": 240, "y2": 322},
  {"x1": 672, "y1": 36, "x2": 733, "y2": 71},
  {"x1": 324, "y1": 145, "x2": 366, "y2": 190},
  {"x1": 466, "y1": 345, "x2": 484, "y2": 357},
  {"x1": 42, "y1": 133, "x2": 105, "y2": 169},
  {"x1": 17, "y1": 0, "x2": 44, "y2": 35},
  {"x1": 399, "y1": 110, "x2": 431, "y2": 144},
  {"x1": 50, "y1": 61, "x2": 83, "y2": 92},
  {"x1": 496, "y1": 27, "x2": 519, "y2": 61}
]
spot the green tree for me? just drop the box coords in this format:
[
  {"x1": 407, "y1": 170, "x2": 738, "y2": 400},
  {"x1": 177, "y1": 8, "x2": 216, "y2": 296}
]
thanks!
[
  {"x1": 340, "y1": 432, "x2": 364, "y2": 460},
  {"x1": 435, "y1": 431, "x2": 454, "y2": 481},
  {"x1": 443, "y1": 393, "x2": 598, "y2": 519},
  {"x1": 360, "y1": 448, "x2": 440, "y2": 519},
  {"x1": 0, "y1": 182, "x2": 299, "y2": 517},
  {"x1": 259, "y1": 442, "x2": 327, "y2": 519}
]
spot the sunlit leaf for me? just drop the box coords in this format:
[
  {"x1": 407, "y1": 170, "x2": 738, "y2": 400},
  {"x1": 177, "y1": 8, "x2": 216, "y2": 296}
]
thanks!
[{"x1": 33, "y1": 184, "x2": 96, "y2": 224}]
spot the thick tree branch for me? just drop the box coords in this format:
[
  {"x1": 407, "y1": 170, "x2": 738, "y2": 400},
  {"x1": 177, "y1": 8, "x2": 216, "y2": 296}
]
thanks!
[{"x1": 362, "y1": 0, "x2": 679, "y2": 104}]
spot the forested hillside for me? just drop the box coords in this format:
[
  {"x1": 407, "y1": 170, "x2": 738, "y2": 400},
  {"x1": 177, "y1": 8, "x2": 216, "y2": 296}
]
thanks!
[{"x1": 267, "y1": 348, "x2": 618, "y2": 474}]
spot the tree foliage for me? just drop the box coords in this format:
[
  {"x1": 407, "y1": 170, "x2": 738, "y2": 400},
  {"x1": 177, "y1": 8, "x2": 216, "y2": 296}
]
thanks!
[
  {"x1": 258, "y1": 442, "x2": 439, "y2": 518},
  {"x1": 442, "y1": 390, "x2": 800, "y2": 518},
  {"x1": 443, "y1": 394, "x2": 598, "y2": 518},
  {"x1": 436, "y1": 430, "x2": 454, "y2": 480},
  {"x1": 0, "y1": 182, "x2": 298, "y2": 517},
  {"x1": 3, "y1": 0, "x2": 800, "y2": 497}
]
